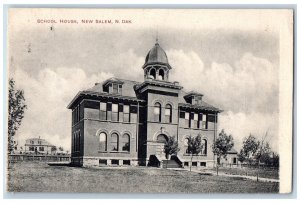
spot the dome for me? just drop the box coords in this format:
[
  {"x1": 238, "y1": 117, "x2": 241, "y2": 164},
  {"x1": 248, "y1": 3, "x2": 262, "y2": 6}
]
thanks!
[{"x1": 144, "y1": 42, "x2": 169, "y2": 65}]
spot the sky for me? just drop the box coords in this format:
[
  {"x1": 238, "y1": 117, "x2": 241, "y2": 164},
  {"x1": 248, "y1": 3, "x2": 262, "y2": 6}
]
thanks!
[{"x1": 8, "y1": 9, "x2": 284, "y2": 152}]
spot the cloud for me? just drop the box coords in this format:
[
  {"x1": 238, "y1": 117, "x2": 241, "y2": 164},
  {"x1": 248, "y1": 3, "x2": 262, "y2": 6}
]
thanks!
[
  {"x1": 168, "y1": 49, "x2": 279, "y2": 151},
  {"x1": 12, "y1": 67, "x2": 113, "y2": 151},
  {"x1": 169, "y1": 50, "x2": 278, "y2": 115},
  {"x1": 219, "y1": 111, "x2": 279, "y2": 152}
]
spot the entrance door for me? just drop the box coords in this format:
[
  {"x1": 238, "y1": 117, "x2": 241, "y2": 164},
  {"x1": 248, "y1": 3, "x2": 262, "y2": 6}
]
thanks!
[{"x1": 156, "y1": 134, "x2": 168, "y2": 159}]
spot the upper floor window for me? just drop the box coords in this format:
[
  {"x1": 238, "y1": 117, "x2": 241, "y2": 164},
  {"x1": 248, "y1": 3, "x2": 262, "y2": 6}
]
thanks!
[
  {"x1": 113, "y1": 83, "x2": 118, "y2": 93},
  {"x1": 99, "y1": 132, "x2": 107, "y2": 151},
  {"x1": 165, "y1": 104, "x2": 172, "y2": 123},
  {"x1": 154, "y1": 102, "x2": 161, "y2": 122},
  {"x1": 30, "y1": 141, "x2": 34, "y2": 144},
  {"x1": 100, "y1": 102, "x2": 107, "y2": 120},
  {"x1": 112, "y1": 103, "x2": 119, "y2": 122},
  {"x1": 202, "y1": 114, "x2": 207, "y2": 129},
  {"x1": 185, "y1": 112, "x2": 190, "y2": 128},
  {"x1": 192, "y1": 113, "x2": 199, "y2": 129},
  {"x1": 39, "y1": 147, "x2": 44, "y2": 151},
  {"x1": 123, "y1": 105, "x2": 130, "y2": 122}
]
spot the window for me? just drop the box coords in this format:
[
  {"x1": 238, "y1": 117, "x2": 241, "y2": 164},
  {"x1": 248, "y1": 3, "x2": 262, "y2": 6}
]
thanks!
[
  {"x1": 157, "y1": 134, "x2": 168, "y2": 143},
  {"x1": 118, "y1": 85, "x2": 122, "y2": 94},
  {"x1": 202, "y1": 139, "x2": 207, "y2": 155},
  {"x1": 200, "y1": 162, "x2": 206, "y2": 167},
  {"x1": 100, "y1": 102, "x2": 107, "y2": 120},
  {"x1": 99, "y1": 132, "x2": 107, "y2": 151},
  {"x1": 184, "y1": 138, "x2": 189, "y2": 154},
  {"x1": 99, "y1": 159, "x2": 107, "y2": 165},
  {"x1": 158, "y1": 69, "x2": 165, "y2": 80},
  {"x1": 185, "y1": 112, "x2": 190, "y2": 128},
  {"x1": 113, "y1": 83, "x2": 118, "y2": 93},
  {"x1": 39, "y1": 147, "x2": 44, "y2": 151},
  {"x1": 112, "y1": 104, "x2": 119, "y2": 122},
  {"x1": 123, "y1": 160, "x2": 130, "y2": 165},
  {"x1": 130, "y1": 105, "x2": 138, "y2": 123},
  {"x1": 107, "y1": 103, "x2": 112, "y2": 120},
  {"x1": 194, "y1": 113, "x2": 199, "y2": 128},
  {"x1": 202, "y1": 114, "x2": 207, "y2": 129},
  {"x1": 38, "y1": 141, "x2": 41, "y2": 145},
  {"x1": 29, "y1": 147, "x2": 34, "y2": 151},
  {"x1": 110, "y1": 133, "x2": 119, "y2": 151},
  {"x1": 154, "y1": 102, "x2": 161, "y2": 122},
  {"x1": 111, "y1": 159, "x2": 119, "y2": 165},
  {"x1": 30, "y1": 141, "x2": 34, "y2": 144},
  {"x1": 150, "y1": 69, "x2": 156, "y2": 79},
  {"x1": 192, "y1": 162, "x2": 197, "y2": 167},
  {"x1": 121, "y1": 134, "x2": 130, "y2": 152},
  {"x1": 123, "y1": 105, "x2": 130, "y2": 122},
  {"x1": 165, "y1": 104, "x2": 172, "y2": 123},
  {"x1": 118, "y1": 104, "x2": 124, "y2": 122}
]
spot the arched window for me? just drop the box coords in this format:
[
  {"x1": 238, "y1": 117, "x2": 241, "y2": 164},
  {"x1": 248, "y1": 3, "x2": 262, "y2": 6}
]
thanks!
[
  {"x1": 99, "y1": 132, "x2": 107, "y2": 151},
  {"x1": 202, "y1": 139, "x2": 207, "y2": 155},
  {"x1": 110, "y1": 133, "x2": 119, "y2": 151},
  {"x1": 157, "y1": 134, "x2": 168, "y2": 143},
  {"x1": 121, "y1": 134, "x2": 130, "y2": 152},
  {"x1": 165, "y1": 104, "x2": 172, "y2": 123},
  {"x1": 184, "y1": 138, "x2": 189, "y2": 154},
  {"x1": 150, "y1": 69, "x2": 156, "y2": 79},
  {"x1": 158, "y1": 69, "x2": 165, "y2": 80},
  {"x1": 154, "y1": 102, "x2": 161, "y2": 122}
]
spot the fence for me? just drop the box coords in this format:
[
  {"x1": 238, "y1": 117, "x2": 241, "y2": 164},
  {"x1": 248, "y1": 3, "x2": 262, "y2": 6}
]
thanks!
[{"x1": 8, "y1": 154, "x2": 71, "y2": 163}]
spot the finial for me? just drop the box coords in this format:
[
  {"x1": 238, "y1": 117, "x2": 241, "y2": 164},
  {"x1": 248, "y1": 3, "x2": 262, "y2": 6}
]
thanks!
[{"x1": 155, "y1": 31, "x2": 159, "y2": 44}]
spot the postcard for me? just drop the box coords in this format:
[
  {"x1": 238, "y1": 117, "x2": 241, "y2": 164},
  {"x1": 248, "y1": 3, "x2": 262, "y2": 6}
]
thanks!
[{"x1": 6, "y1": 8, "x2": 293, "y2": 194}]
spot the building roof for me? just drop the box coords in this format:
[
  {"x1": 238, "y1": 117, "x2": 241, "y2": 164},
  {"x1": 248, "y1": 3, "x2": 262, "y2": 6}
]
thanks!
[
  {"x1": 25, "y1": 138, "x2": 55, "y2": 147},
  {"x1": 143, "y1": 42, "x2": 170, "y2": 68},
  {"x1": 184, "y1": 91, "x2": 204, "y2": 98},
  {"x1": 179, "y1": 101, "x2": 222, "y2": 113},
  {"x1": 227, "y1": 148, "x2": 238, "y2": 154},
  {"x1": 67, "y1": 77, "x2": 221, "y2": 113}
]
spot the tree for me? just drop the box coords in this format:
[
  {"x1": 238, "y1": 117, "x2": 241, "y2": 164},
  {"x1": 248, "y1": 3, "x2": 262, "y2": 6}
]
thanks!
[
  {"x1": 186, "y1": 134, "x2": 203, "y2": 171},
  {"x1": 58, "y1": 146, "x2": 64, "y2": 151},
  {"x1": 239, "y1": 134, "x2": 260, "y2": 164},
  {"x1": 164, "y1": 136, "x2": 180, "y2": 159},
  {"x1": 8, "y1": 78, "x2": 27, "y2": 154},
  {"x1": 212, "y1": 129, "x2": 234, "y2": 165},
  {"x1": 212, "y1": 129, "x2": 234, "y2": 175},
  {"x1": 272, "y1": 152, "x2": 279, "y2": 167}
]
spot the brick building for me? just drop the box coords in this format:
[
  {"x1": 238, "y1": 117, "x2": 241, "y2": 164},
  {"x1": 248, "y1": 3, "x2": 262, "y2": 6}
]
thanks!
[{"x1": 67, "y1": 41, "x2": 221, "y2": 168}]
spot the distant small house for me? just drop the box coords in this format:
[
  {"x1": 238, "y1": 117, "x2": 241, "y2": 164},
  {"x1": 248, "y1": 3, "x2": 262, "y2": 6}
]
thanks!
[
  {"x1": 24, "y1": 138, "x2": 55, "y2": 155},
  {"x1": 219, "y1": 148, "x2": 238, "y2": 166}
]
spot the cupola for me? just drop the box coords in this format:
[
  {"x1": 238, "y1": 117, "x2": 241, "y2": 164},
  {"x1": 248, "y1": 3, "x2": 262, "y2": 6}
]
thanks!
[{"x1": 142, "y1": 40, "x2": 172, "y2": 81}]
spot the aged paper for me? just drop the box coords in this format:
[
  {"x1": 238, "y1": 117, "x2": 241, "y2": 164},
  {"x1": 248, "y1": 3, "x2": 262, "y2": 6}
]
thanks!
[{"x1": 7, "y1": 8, "x2": 293, "y2": 194}]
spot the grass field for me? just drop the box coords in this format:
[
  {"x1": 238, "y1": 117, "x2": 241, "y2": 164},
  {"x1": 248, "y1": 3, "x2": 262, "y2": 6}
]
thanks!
[
  {"x1": 215, "y1": 166, "x2": 279, "y2": 180},
  {"x1": 7, "y1": 161, "x2": 279, "y2": 193}
]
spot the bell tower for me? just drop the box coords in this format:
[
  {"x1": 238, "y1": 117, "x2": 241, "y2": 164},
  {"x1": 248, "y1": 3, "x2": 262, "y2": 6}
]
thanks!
[{"x1": 142, "y1": 40, "x2": 172, "y2": 81}]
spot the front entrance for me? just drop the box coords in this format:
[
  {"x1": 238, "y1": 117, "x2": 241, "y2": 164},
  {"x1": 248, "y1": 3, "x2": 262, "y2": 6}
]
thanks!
[{"x1": 156, "y1": 134, "x2": 168, "y2": 159}]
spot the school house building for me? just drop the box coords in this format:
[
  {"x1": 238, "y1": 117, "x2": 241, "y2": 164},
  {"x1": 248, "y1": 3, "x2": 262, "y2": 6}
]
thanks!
[{"x1": 67, "y1": 40, "x2": 221, "y2": 168}]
